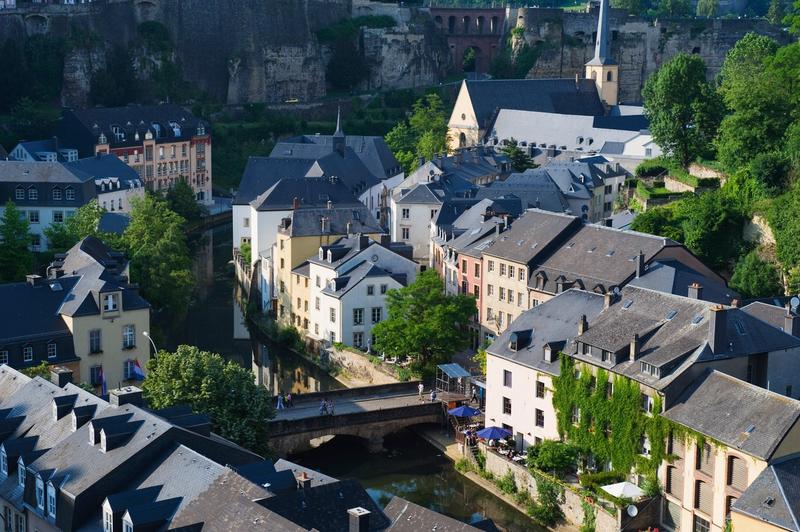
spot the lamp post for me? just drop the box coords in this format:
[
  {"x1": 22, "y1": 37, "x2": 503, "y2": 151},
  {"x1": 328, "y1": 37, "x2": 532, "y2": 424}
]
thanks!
[{"x1": 142, "y1": 331, "x2": 159, "y2": 356}]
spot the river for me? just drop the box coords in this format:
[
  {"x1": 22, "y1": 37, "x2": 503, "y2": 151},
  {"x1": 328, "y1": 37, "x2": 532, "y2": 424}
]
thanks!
[{"x1": 157, "y1": 222, "x2": 544, "y2": 532}]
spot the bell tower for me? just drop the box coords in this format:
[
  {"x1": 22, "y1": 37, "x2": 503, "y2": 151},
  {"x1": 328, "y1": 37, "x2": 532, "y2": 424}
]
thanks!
[{"x1": 585, "y1": 0, "x2": 619, "y2": 106}]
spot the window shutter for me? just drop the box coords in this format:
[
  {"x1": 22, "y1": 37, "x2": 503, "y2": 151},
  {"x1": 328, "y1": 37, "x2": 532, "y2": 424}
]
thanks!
[
  {"x1": 695, "y1": 480, "x2": 712, "y2": 515},
  {"x1": 663, "y1": 500, "x2": 682, "y2": 531},
  {"x1": 697, "y1": 444, "x2": 714, "y2": 475},
  {"x1": 667, "y1": 466, "x2": 683, "y2": 497},
  {"x1": 728, "y1": 456, "x2": 747, "y2": 491}
]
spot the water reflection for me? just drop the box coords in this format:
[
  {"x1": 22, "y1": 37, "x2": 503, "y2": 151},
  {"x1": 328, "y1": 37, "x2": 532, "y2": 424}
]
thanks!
[{"x1": 158, "y1": 223, "x2": 341, "y2": 394}]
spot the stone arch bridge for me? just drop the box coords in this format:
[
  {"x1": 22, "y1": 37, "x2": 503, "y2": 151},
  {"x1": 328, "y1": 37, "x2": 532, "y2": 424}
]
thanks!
[
  {"x1": 266, "y1": 382, "x2": 444, "y2": 456},
  {"x1": 430, "y1": 7, "x2": 506, "y2": 73}
]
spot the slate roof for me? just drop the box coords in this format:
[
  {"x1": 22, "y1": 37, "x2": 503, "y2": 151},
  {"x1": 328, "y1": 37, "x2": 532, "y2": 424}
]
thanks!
[
  {"x1": 732, "y1": 456, "x2": 800, "y2": 531},
  {"x1": 463, "y1": 78, "x2": 605, "y2": 129},
  {"x1": 384, "y1": 496, "x2": 485, "y2": 531},
  {"x1": 529, "y1": 224, "x2": 674, "y2": 294},
  {"x1": 0, "y1": 277, "x2": 79, "y2": 343},
  {"x1": 430, "y1": 147, "x2": 510, "y2": 184},
  {"x1": 278, "y1": 205, "x2": 382, "y2": 237},
  {"x1": 487, "y1": 289, "x2": 606, "y2": 376},
  {"x1": 629, "y1": 259, "x2": 740, "y2": 305},
  {"x1": 395, "y1": 183, "x2": 443, "y2": 205},
  {"x1": 257, "y1": 479, "x2": 391, "y2": 531},
  {"x1": 64, "y1": 153, "x2": 143, "y2": 193},
  {"x1": 475, "y1": 174, "x2": 571, "y2": 212},
  {"x1": 250, "y1": 177, "x2": 363, "y2": 211},
  {"x1": 321, "y1": 261, "x2": 405, "y2": 299},
  {"x1": 234, "y1": 157, "x2": 317, "y2": 206},
  {"x1": 273, "y1": 458, "x2": 338, "y2": 488},
  {"x1": 481, "y1": 209, "x2": 580, "y2": 264},
  {"x1": 665, "y1": 370, "x2": 800, "y2": 460},
  {"x1": 742, "y1": 302, "x2": 795, "y2": 332},
  {"x1": 0, "y1": 160, "x2": 94, "y2": 184}
]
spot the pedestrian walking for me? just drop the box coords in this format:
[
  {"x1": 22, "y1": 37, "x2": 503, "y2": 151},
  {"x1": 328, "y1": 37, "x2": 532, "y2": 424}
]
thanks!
[
  {"x1": 319, "y1": 399, "x2": 327, "y2": 415},
  {"x1": 418, "y1": 382, "x2": 424, "y2": 401},
  {"x1": 471, "y1": 386, "x2": 478, "y2": 404},
  {"x1": 277, "y1": 393, "x2": 285, "y2": 410},
  {"x1": 430, "y1": 389, "x2": 437, "y2": 402},
  {"x1": 287, "y1": 392, "x2": 293, "y2": 407},
  {"x1": 329, "y1": 399, "x2": 335, "y2": 415}
]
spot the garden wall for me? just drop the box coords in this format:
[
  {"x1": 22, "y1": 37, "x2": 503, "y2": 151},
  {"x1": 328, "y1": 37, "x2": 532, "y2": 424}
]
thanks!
[
  {"x1": 483, "y1": 448, "x2": 619, "y2": 532},
  {"x1": 328, "y1": 347, "x2": 400, "y2": 385}
]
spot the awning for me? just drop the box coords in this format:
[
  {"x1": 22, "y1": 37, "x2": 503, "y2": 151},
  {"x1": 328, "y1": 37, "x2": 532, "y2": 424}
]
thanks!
[{"x1": 437, "y1": 363, "x2": 471, "y2": 378}]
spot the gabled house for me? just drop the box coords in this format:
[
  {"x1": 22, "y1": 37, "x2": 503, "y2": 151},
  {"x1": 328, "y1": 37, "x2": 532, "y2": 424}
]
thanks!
[{"x1": 63, "y1": 153, "x2": 145, "y2": 214}]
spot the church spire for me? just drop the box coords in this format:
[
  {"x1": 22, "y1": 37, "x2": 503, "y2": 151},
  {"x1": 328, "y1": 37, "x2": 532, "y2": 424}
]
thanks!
[
  {"x1": 333, "y1": 106, "x2": 345, "y2": 156},
  {"x1": 587, "y1": 0, "x2": 614, "y2": 66}
]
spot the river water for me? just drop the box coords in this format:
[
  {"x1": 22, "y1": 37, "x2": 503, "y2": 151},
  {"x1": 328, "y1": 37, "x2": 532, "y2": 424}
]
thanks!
[{"x1": 157, "y1": 222, "x2": 543, "y2": 532}]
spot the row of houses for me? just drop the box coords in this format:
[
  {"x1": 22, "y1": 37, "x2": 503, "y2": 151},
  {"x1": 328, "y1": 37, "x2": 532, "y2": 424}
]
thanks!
[{"x1": 0, "y1": 364, "x2": 485, "y2": 531}]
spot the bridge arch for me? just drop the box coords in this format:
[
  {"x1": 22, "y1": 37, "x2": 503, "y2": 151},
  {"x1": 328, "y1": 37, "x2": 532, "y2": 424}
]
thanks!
[{"x1": 24, "y1": 14, "x2": 49, "y2": 35}]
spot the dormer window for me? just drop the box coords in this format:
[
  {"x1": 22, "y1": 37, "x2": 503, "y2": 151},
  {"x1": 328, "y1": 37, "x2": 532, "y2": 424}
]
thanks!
[
  {"x1": 123, "y1": 517, "x2": 133, "y2": 532},
  {"x1": 36, "y1": 475, "x2": 44, "y2": 511},
  {"x1": 17, "y1": 458, "x2": 25, "y2": 487},
  {"x1": 103, "y1": 509, "x2": 113, "y2": 532},
  {"x1": 28, "y1": 187, "x2": 38, "y2": 200},
  {"x1": 0, "y1": 447, "x2": 7, "y2": 476},
  {"x1": 103, "y1": 293, "x2": 118, "y2": 312},
  {"x1": 47, "y1": 482, "x2": 56, "y2": 519},
  {"x1": 65, "y1": 187, "x2": 75, "y2": 201},
  {"x1": 52, "y1": 188, "x2": 62, "y2": 201},
  {"x1": 15, "y1": 186, "x2": 24, "y2": 200}
]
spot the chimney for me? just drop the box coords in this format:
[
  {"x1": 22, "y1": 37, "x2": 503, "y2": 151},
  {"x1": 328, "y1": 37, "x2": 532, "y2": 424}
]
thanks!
[
  {"x1": 109, "y1": 386, "x2": 144, "y2": 407},
  {"x1": 578, "y1": 314, "x2": 588, "y2": 335},
  {"x1": 327, "y1": 200, "x2": 333, "y2": 210},
  {"x1": 418, "y1": 155, "x2": 425, "y2": 167},
  {"x1": 347, "y1": 507, "x2": 371, "y2": 532},
  {"x1": 688, "y1": 282, "x2": 702, "y2": 300},
  {"x1": 604, "y1": 291, "x2": 613, "y2": 309},
  {"x1": 635, "y1": 250, "x2": 645, "y2": 278},
  {"x1": 50, "y1": 366, "x2": 73, "y2": 387},
  {"x1": 379, "y1": 234, "x2": 390, "y2": 247},
  {"x1": 297, "y1": 471, "x2": 312, "y2": 490},
  {"x1": 358, "y1": 234, "x2": 369, "y2": 251},
  {"x1": 543, "y1": 344, "x2": 554, "y2": 363},
  {"x1": 785, "y1": 305, "x2": 800, "y2": 337},
  {"x1": 495, "y1": 221, "x2": 503, "y2": 235},
  {"x1": 708, "y1": 305, "x2": 727, "y2": 355},
  {"x1": 604, "y1": 218, "x2": 612, "y2": 227},
  {"x1": 629, "y1": 333, "x2": 639, "y2": 362},
  {"x1": 346, "y1": 221, "x2": 353, "y2": 235},
  {"x1": 26, "y1": 274, "x2": 42, "y2": 287},
  {"x1": 321, "y1": 216, "x2": 329, "y2": 233},
  {"x1": 730, "y1": 299, "x2": 740, "y2": 308},
  {"x1": 292, "y1": 196, "x2": 300, "y2": 209}
]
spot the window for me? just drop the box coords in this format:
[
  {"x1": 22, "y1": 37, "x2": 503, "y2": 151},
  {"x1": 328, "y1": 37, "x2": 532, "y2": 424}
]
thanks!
[
  {"x1": 519, "y1": 269, "x2": 525, "y2": 281},
  {"x1": 47, "y1": 343, "x2": 56, "y2": 359},
  {"x1": 507, "y1": 291, "x2": 513, "y2": 303},
  {"x1": 581, "y1": 342, "x2": 590, "y2": 355},
  {"x1": 17, "y1": 458, "x2": 25, "y2": 488},
  {"x1": 487, "y1": 307, "x2": 493, "y2": 321},
  {"x1": 23, "y1": 347, "x2": 32, "y2": 362},
  {"x1": 90, "y1": 365, "x2": 103, "y2": 386},
  {"x1": 487, "y1": 284, "x2": 494, "y2": 296},
  {"x1": 28, "y1": 210, "x2": 39, "y2": 224},
  {"x1": 314, "y1": 297, "x2": 320, "y2": 311},
  {"x1": 536, "y1": 380, "x2": 545, "y2": 398},
  {"x1": 499, "y1": 287, "x2": 505, "y2": 300},
  {"x1": 500, "y1": 263, "x2": 506, "y2": 276},
  {"x1": 517, "y1": 292, "x2": 524, "y2": 307},
  {"x1": 36, "y1": 477, "x2": 44, "y2": 511},
  {"x1": 488, "y1": 260, "x2": 494, "y2": 272},
  {"x1": 330, "y1": 308, "x2": 336, "y2": 323},
  {"x1": 641, "y1": 393, "x2": 653, "y2": 413},
  {"x1": 367, "y1": 285, "x2": 374, "y2": 296},
  {"x1": 314, "y1": 323, "x2": 319, "y2": 335},
  {"x1": 47, "y1": 484, "x2": 56, "y2": 518},
  {"x1": 0, "y1": 351, "x2": 7, "y2": 365},
  {"x1": 65, "y1": 187, "x2": 75, "y2": 201},
  {"x1": 474, "y1": 263, "x2": 480, "y2": 278},
  {"x1": 507, "y1": 265, "x2": 514, "y2": 278},
  {"x1": 28, "y1": 188, "x2": 37, "y2": 200},
  {"x1": 402, "y1": 208, "x2": 410, "y2": 219},
  {"x1": 353, "y1": 332, "x2": 363, "y2": 348},
  {"x1": 696, "y1": 443, "x2": 714, "y2": 475},
  {"x1": 123, "y1": 359, "x2": 136, "y2": 380},
  {"x1": 103, "y1": 293, "x2": 118, "y2": 312},
  {"x1": 372, "y1": 307, "x2": 382, "y2": 323},
  {"x1": 601, "y1": 350, "x2": 610, "y2": 362},
  {"x1": 401, "y1": 228, "x2": 410, "y2": 240},
  {"x1": 693, "y1": 514, "x2": 710, "y2": 532},
  {"x1": 0, "y1": 449, "x2": 6, "y2": 476},
  {"x1": 571, "y1": 406, "x2": 579, "y2": 424},
  {"x1": 503, "y1": 370, "x2": 512, "y2": 387},
  {"x1": 502, "y1": 397, "x2": 512, "y2": 415},
  {"x1": 52, "y1": 210, "x2": 64, "y2": 223},
  {"x1": 329, "y1": 331, "x2": 336, "y2": 342},
  {"x1": 727, "y1": 455, "x2": 747, "y2": 491},
  {"x1": 315, "y1": 276, "x2": 321, "y2": 288},
  {"x1": 535, "y1": 409, "x2": 544, "y2": 427},
  {"x1": 90, "y1": 329, "x2": 102, "y2": 353},
  {"x1": 104, "y1": 510, "x2": 113, "y2": 532},
  {"x1": 15, "y1": 187, "x2": 24, "y2": 200},
  {"x1": 52, "y1": 188, "x2": 62, "y2": 201},
  {"x1": 123, "y1": 325, "x2": 136, "y2": 348},
  {"x1": 243, "y1": 217, "x2": 250, "y2": 228},
  {"x1": 280, "y1": 258, "x2": 284, "y2": 269},
  {"x1": 353, "y1": 308, "x2": 364, "y2": 325},
  {"x1": 474, "y1": 285, "x2": 480, "y2": 298},
  {"x1": 380, "y1": 284, "x2": 387, "y2": 294}
]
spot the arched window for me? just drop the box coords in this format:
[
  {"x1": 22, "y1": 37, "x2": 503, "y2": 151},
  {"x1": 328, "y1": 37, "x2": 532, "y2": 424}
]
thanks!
[
  {"x1": 591, "y1": 71, "x2": 597, "y2": 80},
  {"x1": 607, "y1": 71, "x2": 613, "y2": 82},
  {"x1": 459, "y1": 132, "x2": 467, "y2": 148},
  {"x1": 463, "y1": 16, "x2": 471, "y2": 34},
  {"x1": 448, "y1": 16, "x2": 455, "y2": 34}
]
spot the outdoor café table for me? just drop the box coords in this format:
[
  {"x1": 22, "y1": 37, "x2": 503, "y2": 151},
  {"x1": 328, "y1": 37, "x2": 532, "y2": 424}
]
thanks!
[
  {"x1": 498, "y1": 449, "x2": 509, "y2": 455},
  {"x1": 512, "y1": 456, "x2": 525, "y2": 462}
]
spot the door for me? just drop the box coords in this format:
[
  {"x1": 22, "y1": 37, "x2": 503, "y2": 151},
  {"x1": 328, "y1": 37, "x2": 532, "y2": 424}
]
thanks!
[{"x1": 515, "y1": 432, "x2": 524, "y2": 452}]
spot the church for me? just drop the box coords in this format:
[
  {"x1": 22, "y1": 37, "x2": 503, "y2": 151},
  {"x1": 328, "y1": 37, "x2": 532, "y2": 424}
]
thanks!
[{"x1": 446, "y1": 0, "x2": 640, "y2": 154}]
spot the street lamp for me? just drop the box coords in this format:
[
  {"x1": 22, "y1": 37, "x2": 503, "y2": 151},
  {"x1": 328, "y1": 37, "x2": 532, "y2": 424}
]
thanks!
[{"x1": 142, "y1": 331, "x2": 159, "y2": 355}]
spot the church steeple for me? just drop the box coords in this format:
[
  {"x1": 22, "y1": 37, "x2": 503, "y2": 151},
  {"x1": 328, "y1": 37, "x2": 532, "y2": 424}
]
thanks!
[
  {"x1": 333, "y1": 106, "x2": 345, "y2": 157},
  {"x1": 585, "y1": 0, "x2": 619, "y2": 106}
]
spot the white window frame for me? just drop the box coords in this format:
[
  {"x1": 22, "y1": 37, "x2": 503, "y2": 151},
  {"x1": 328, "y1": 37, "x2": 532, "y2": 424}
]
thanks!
[
  {"x1": 123, "y1": 325, "x2": 136, "y2": 348},
  {"x1": 0, "y1": 350, "x2": 7, "y2": 365},
  {"x1": 36, "y1": 476, "x2": 44, "y2": 511},
  {"x1": 0, "y1": 448, "x2": 7, "y2": 476},
  {"x1": 47, "y1": 343, "x2": 57, "y2": 359},
  {"x1": 23, "y1": 347, "x2": 33, "y2": 362},
  {"x1": 47, "y1": 483, "x2": 56, "y2": 519},
  {"x1": 18, "y1": 458, "x2": 25, "y2": 487}
]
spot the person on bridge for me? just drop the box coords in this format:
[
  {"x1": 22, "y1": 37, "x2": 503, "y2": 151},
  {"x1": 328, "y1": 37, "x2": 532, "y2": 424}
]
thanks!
[
  {"x1": 287, "y1": 392, "x2": 294, "y2": 407},
  {"x1": 319, "y1": 399, "x2": 328, "y2": 415},
  {"x1": 329, "y1": 399, "x2": 335, "y2": 415},
  {"x1": 430, "y1": 389, "x2": 437, "y2": 402},
  {"x1": 418, "y1": 382, "x2": 424, "y2": 401},
  {"x1": 277, "y1": 393, "x2": 285, "y2": 410}
]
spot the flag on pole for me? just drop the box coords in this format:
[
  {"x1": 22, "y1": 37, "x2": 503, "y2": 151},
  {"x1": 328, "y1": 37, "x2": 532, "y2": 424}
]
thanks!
[{"x1": 132, "y1": 359, "x2": 146, "y2": 381}]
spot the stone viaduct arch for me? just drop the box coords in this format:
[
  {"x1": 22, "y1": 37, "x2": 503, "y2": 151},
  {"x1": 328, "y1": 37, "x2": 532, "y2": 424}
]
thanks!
[{"x1": 430, "y1": 7, "x2": 506, "y2": 74}]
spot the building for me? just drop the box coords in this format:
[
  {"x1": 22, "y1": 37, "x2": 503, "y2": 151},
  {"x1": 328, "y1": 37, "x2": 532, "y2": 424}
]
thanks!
[
  {"x1": 0, "y1": 364, "x2": 477, "y2": 531},
  {"x1": 485, "y1": 289, "x2": 606, "y2": 448},
  {"x1": 663, "y1": 370, "x2": 800, "y2": 532},
  {"x1": 446, "y1": 0, "x2": 629, "y2": 152},
  {"x1": 64, "y1": 153, "x2": 145, "y2": 213},
  {"x1": 56, "y1": 104, "x2": 212, "y2": 204},
  {"x1": 272, "y1": 203, "x2": 383, "y2": 327},
  {"x1": 0, "y1": 160, "x2": 96, "y2": 250},
  {"x1": 305, "y1": 234, "x2": 417, "y2": 347},
  {"x1": 9, "y1": 138, "x2": 79, "y2": 163}
]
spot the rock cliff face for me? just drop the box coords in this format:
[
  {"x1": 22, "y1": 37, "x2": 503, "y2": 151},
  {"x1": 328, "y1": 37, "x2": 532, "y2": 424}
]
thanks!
[{"x1": 513, "y1": 7, "x2": 788, "y2": 104}]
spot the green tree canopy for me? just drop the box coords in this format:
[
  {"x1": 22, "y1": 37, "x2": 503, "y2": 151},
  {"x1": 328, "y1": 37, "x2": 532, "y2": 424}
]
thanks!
[
  {"x1": 123, "y1": 195, "x2": 194, "y2": 319},
  {"x1": 729, "y1": 250, "x2": 782, "y2": 298},
  {"x1": 385, "y1": 93, "x2": 449, "y2": 173},
  {"x1": 643, "y1": 53, "x2": 723, "y2": 168},
  {"x1": 767, "y1": 0, "x2": 786, "y2": 25},
  {"x1": 372, "y1": 270, "x2": 476, "y2": 375},
  {"x1": 0, "y1": 201, "x2": 33, "y2": 282},
  {"x1": 166, "y1": 179, "x2": 207, "y2": 223},
  {"x1": 142, "y1": 345, "x2": 274, "y2": 455},
  {"x1": 501, "y1": 138, "x2": 537, "y2": 172},
  {"x1": 44, "y1": 199, "x2": 112, "y2": 253},
  {"x1": 696, "y1": 0, "x2": 718, "y2": 17},
  {"x1": 90, "y1": 45, "x2": 140, "y2": 107},
  {"x1": 326, "y1": 37, "x2": 369, "y2": 91}
]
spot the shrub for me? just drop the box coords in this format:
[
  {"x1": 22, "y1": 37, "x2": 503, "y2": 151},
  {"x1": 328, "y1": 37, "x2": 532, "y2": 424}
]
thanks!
[
  {"x1": 635, "y1": 158, "x2": 669, "y2": 178},
  {"x1": 455, "y1": 458, "x2": 472, "y2": 473},
  {"x1": 497, "y1": 471, "x2": 517, "y2": 494},
  {"x1": 579, "y1": 471, "x2": 625, "y2": 494},
  {"x1": 527, "y1": 440, "x2": 579, "y2": 477},
  {"x1": 528, "y1": 476, "x2": 563, "y2": 526},
  {"x1": 396, "y1": 367, "x2": 412, "y2": 382}
]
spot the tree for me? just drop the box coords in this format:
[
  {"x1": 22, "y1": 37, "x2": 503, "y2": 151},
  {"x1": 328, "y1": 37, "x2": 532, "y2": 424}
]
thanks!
[
  {"x1": 372, "y1": 270, "x2": 476, "y2": 374},
  {"x1": 21, "y1": 361, "x2": 50, "y2": 379},
  {"x1": 696, "y1": 0, "x2": 718, "y2": 16},
  {"x1": 385, "y1": 93, "x2": 450, "y2": 173},
  {"x1": 0, "y1": 201, "x2": 33, "y2": 282},
  {"x1": 166, "y1": 179, "x2": 206, "y2": 223},
  {"x1": 672, "y1": 191, "x2": 744, "y2": 271},
  {"x1": 326, "y1": 37, "x2": 368, "y2": 91},
  {"x1": 123, "y1": 195, "x2": 194, "y2": 319},
  {"x1": 472, "y1": 347, "x2": 487, "y2": 375},
  {"x1": 385, "y1": 121, "x2": 417, "y2": 173},
  {"x1": 655, "y1": 0, "x2": 692, "y2": 16},
  {"x1": 730, "y1": 250, "x2": 782, "y2": 298},
  {"x1": 44, "y1": 199, "x2": 108, "y2": 253},
  {"x1": 613, "y1": 0, "x2": 644, "y2": 15},
  {"x1": 501, "y1": 138, "x2": 537, "y2": 172},
  {"x1": 767, "y1": 0, "x2": 786, "y2": 25},
  {"x1": 90, "y1": 45, "x2": 139, "y2": 107},
  {"x1": 462, "y1": 47, "x2": 477, "y2": 72},
  {"x1": 527, "y1": 440, "x2": 579, "y2": 476},
  {"x1": 142, "y1": 345, "x2": 274, "y2": 455},
  {"x1": 643, "y1": 53, "x2": 722, "y2": 168}
]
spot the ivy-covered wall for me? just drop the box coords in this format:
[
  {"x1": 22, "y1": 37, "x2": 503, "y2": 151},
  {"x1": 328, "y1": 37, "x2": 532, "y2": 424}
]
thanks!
[{"x1": 552, "y1": 356, "x2": 668, "y2": 476}]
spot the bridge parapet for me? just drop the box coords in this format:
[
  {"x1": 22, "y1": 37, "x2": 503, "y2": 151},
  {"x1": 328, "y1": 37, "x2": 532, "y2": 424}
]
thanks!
[{"x1": 280, "y1": 380, "x2": 424, "y2": 405}]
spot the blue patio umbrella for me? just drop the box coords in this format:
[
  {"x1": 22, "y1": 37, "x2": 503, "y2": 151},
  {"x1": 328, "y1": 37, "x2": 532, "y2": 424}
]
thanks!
[
  {"x1": 447, "y1": 405, "x2": 480, "y2": 417},
  {"x1": 476, "y1": 426, "x2": 511, "y2": 440}
]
